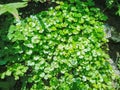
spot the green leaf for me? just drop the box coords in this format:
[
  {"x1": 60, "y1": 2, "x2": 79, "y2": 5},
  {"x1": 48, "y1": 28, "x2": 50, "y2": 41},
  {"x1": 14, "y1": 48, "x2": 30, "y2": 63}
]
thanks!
[
  {"x1": 5, "y1": 70, "x2": 12, "y2": 76},
  {"x1": 6, "y1": 2, "x2": 27, "y2": 9},
  {"x1": 0, "y1": 60, "x2": 8, "y2": 65},
  {"x1": 116, "y1": 5, "x2": 120, "y2": 16},
  {"x1": 50, "y1": 77, "x2": 59, "y2": 86},
  {"x1": 7, "y1": 7, "x2": 19, "y2": 20},
  {"x1": 0, "y1": 5, "x2": 7, "y2": 15},
  {"x1": 70, "y1": 0, "x2": 75, "y2": 3}
]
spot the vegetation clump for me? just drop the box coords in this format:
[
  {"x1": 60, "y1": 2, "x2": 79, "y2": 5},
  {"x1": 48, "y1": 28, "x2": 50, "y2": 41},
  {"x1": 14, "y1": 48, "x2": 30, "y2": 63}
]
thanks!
[{"x1": 0, "y1": 0, "x2": 117, "y2": 90}]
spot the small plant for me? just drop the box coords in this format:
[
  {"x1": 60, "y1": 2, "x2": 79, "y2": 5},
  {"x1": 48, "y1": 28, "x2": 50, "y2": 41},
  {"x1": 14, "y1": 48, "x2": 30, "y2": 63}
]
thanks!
[
  {"x1": 0, "y1": 2, "x2": 28, "y2": 19},
  {"x1": 106, "y1": 0, "x2": 120, "y2": 16}
]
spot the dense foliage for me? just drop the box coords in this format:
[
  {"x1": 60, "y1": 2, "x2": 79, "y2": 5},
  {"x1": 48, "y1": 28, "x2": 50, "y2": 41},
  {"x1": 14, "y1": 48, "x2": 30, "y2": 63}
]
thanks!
[{"x1": 0, "y1": 0, "x2": 118, "y2": 90}]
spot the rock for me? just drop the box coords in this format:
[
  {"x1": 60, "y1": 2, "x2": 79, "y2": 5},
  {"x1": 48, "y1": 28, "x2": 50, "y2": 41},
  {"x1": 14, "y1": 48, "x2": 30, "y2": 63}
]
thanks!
[{"x1": 104, "y1": 24, "x2": 120, "y2": 42}]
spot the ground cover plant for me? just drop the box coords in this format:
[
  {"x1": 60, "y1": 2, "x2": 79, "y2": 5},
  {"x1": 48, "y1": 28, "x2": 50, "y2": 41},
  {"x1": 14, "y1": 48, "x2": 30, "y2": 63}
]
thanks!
[{"x1": 0, "y1": 0, "x2": 119, "y2": 90}]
